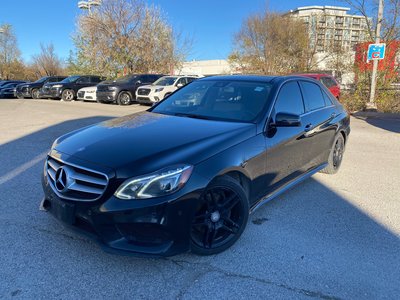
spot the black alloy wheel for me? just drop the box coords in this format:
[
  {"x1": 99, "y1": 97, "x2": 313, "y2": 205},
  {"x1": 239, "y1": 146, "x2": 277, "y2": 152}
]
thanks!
[
  {"x1": 321, "y1": 134, "x2": 345, "y2": 174},
  {"x1": 117, "y1": 91, "x2": 132, "y2": 105},
  {"x1": 31, "y1": 89, "x2": 40, "y2": 99},
  {"x1": 191, "y1": 176, "x2": 249, "y2": 255}
]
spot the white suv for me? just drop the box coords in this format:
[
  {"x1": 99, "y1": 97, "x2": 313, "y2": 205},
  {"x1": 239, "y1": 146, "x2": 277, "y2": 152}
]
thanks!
[{"x1": 136, "y1": 75, "x2": 198, "y2": 105}]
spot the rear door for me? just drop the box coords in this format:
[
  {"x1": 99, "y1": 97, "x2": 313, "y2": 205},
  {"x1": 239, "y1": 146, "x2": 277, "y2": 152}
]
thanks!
[
  {"x1": 299, "y1": 80, "x2": 337, "y2": 170},
  {"x1": 264, "y1": 80, "x2": 310, "y2": 194},
  {"x1": 74, "y1": 76, "x2": 91, "y2": 92}
]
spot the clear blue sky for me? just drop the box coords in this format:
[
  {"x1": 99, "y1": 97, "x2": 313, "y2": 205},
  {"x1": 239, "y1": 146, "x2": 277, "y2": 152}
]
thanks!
[{"x1": 0, "y1": 0, "x2": 349, "y2": 63}]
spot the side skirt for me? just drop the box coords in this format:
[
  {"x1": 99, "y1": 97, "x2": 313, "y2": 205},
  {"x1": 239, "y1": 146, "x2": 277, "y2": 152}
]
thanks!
[{"x1": 249, "y1": 163, "x2": 328, "y2": 214}]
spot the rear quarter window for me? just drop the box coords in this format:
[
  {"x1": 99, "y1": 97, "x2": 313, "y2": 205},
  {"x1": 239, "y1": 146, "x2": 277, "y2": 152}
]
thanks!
[{"x1": 299, "y1": 81, "x2": 326, "y2": 111}]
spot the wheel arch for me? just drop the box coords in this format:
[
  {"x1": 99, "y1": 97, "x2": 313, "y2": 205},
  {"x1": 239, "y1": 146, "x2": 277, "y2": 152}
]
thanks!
[{"x1": 213, "y1": 169, "x2": 252, "y2": 203}]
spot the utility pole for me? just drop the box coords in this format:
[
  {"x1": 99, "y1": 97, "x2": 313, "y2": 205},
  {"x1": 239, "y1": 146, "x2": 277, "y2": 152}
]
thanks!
[{"x1": 368, "y1": 0, "x2": 384, "y2": 108}]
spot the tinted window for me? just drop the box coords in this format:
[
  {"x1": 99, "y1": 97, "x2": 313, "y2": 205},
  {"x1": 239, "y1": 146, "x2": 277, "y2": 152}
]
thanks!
[
  {"x1": 90, "y1": 77, "x2": 102, "y2": 83},
  {"x1": 177, "y1": 78, "x2": 187, "y2": 86},
  {"x1": 320, "y1": 77, "x2": 336, "y2": 88},
  {"x1": 300, "y1": 81, "x2": 326, "y2": 111},
  {"x1": 186, "y1": 77, "x2": 197, "y2": 84},
  {"x1": 48, "y1": 77, "x2": 60, "y2": 83},
  {"x1": 274, "y1": 81, "x2": 304, "y2": 115},
  {"x1": 322, "y1": 90, "x2": 334, "y2": 105},
  {"x1": 77, "y1": 77, "x2": 90, "y2": 84}
]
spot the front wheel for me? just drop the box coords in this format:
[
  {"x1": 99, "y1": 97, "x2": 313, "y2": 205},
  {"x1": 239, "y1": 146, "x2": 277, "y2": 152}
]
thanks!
[
  {"x1": 117, "y1": 91, "x2": 132, "y2": 105},
  {"x1": 61, "y1": 89, "x2": 75, "y2": 101},
  {"x1": 31, "y1": 89, "x2": 40, "y2": 99},
  {"x1": 190, "y1": 176, "x2": 249, "y2": 255},
  {"x1": 321, "y1": 134, "x2": 345, "y2": 174}
]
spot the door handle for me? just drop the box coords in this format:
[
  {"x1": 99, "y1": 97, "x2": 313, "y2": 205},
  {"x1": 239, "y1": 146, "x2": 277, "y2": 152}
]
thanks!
[{"x1": 304, "y1": 123, "x2": 313, "y2": 132}]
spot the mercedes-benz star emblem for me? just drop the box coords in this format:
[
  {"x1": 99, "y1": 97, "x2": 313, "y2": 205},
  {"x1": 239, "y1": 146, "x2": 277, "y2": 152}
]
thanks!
[{"x1": 55, "y1": 167, "x2": 69, "y2": 193}]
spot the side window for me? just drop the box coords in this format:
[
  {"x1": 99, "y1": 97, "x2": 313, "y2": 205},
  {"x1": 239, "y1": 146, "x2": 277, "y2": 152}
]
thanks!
[
  {"x1": 176, "y1": 78, "x2": 187, "y2": 86},
  {"x1": 322, "y1": 90, "x2": 334, "y2": 105},
  {"x1": 320, "y1": 77, "x2": 336, "y2": 88},
  {"x1": 48, "y1": 78, "x2": 58, "y2": 83},
  {"x1": 77, "y1": 77, "x2": 90, "y2": 84},
  {"x1": 140, "y1": 75, "x2": 149, "y2": 83},
  {"x1": 186, "y1": 77, "x2": 196, "y2": 84},
  {"x1": 299, "y1": 81, "x2": 326, "y2": 111},
  {"x1": 274, "y1": 81, "x2": 304, "y2": 115},
  {"x1": 90, "y1": 77, "x2": 101, "y2": 83}
]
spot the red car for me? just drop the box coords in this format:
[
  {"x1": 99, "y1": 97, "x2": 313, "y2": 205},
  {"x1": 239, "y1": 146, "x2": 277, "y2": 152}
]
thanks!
[{"x1": 297, "y1": 73, "x2": 341, "y2": 100}]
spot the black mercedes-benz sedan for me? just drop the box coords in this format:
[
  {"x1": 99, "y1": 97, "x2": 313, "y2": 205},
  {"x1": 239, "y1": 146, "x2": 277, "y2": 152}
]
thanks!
[{"x1": 41, "y1": 75, "x2": 350, "y2": 256}]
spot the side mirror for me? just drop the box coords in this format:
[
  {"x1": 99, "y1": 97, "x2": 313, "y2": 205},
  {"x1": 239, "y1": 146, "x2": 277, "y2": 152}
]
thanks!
[
  {"x1": 136, "y1": 80, "x2": 142, "y2": 84},
  {"x1": 274, "y1": 112, "x2": 301, "y2": 127},
  {"x1": 176, "y1": 83, "x2": 183, "y2": 88}
]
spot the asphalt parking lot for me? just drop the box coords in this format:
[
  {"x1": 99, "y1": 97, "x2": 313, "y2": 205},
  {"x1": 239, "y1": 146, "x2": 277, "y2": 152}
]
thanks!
[{"x1": 0, "y1": 99, "x2": 399, "y2": 299}]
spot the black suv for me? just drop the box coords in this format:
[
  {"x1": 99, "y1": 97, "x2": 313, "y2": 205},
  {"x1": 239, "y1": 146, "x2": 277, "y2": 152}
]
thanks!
[
  {"x1": 41, "y1": 75, "x2": 105, "y2": 101},
  {"x1": 16, "y1": 76, "x2": 67, "y2": 99},
  {"x1": 96, "y1": 74, "x2": 163, "y2": 105}
]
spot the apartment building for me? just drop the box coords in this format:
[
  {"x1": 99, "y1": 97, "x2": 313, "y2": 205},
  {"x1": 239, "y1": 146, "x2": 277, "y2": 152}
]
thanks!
[{"x1": 288, "y1": 6, "x2": 369, "y2": 52}]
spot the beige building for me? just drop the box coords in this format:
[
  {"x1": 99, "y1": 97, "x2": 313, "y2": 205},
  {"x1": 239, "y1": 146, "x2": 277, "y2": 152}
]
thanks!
[
  {"x1": 288, "y1": 6, "x2": 369, "y2": 52},
  {"x1": 175, "y1": 59, "x2": 235, "y2": 76}
]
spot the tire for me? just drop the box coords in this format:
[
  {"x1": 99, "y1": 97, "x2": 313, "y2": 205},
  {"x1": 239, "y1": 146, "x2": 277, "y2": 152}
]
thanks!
[
  {"x1": 163, "y1": 93, "x2": 171, "y2": 100},
  {"x1": 31, "y1": 89, "x2": 40, "y2": 99},
  {"x1": 321, "y1": 133, "x2": 345, "y2": 174},
  {"x1": 190, "y1": 176, "x2": 249, "y2": 255},
  {"x1": 117, "y1": 91, "x2": 132, "y2": 105},
  {"x1": 61, "y1": 89, "x2": 75, "y2": 101}
]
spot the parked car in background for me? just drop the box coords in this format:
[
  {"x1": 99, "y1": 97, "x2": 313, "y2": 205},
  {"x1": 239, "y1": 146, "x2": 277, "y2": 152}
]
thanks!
[
  {"x1": 0, "y1": 81, "x2": 28, "y2": 98},
  {"x1": 0, "y1": 80, "x2": 27, "y2": 88},
  {"x1": 41, "y1": 75, "x2": 350, "y2": 256},
  {"x1": 96, "y1": 74, "x2": 163, "y2": 105},
  {"x1": 40, "y1": 75, "x2": 105, "y2": 101},
  {"x1": 136, "y1": 75, "x2": 198, "y2": 105},
  {"x1": 16, "y1": 76, "x2": 67, "y2": 99},
  {"x1": 77, "y1": 86, "x2": 97, "y2": 102},
  {"x1": 296, "y1": 73, "x2": 341, "y2": 99}
]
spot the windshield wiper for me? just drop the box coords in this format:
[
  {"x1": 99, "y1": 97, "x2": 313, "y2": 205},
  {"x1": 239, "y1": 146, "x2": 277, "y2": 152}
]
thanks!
[{"x1": 173, "y1": 113, "x2": 211, "y2": 120}]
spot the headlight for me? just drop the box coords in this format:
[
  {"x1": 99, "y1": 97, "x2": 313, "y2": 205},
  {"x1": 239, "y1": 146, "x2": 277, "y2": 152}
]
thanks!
[
  {"x1": 155, "y1": 88, "x2": 164, "y2": 93},
  {"x1": 108, "y1": 86, "x2": 117, "y2": 91},
  {"x1": 115, "y1": 165, "x2": 193, "y2": 200},
  {"x1": 53, "y1": 84, "x2": 63, "y2": 88}
]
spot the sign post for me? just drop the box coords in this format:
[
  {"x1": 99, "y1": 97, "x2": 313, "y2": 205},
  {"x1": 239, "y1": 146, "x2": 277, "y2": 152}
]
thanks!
[{"x1": 368, "y1": 0, "x2": 384, "y2": 108}]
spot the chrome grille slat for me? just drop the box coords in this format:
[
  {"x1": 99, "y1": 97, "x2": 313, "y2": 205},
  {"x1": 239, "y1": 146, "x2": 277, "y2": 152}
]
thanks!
[
  {"x1": 68, "y1": 182, "x2": 104, "y2": 195},
  {"x1": 47, "y1": 168, "x2": 56, "y2": 181},
  {"x1": 46, "y1": 156, "x2": 109, "y2": 201},
  {"x1": 69, "y1": 171, "x2": 107, "y2": 186}
]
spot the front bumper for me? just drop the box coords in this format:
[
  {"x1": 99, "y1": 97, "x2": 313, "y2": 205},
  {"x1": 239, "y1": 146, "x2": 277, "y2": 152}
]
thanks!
[
  {"x1": 41, "y1": 156, "x2": 205, "y2": 257},
  {"x1": 15, "y1": 88, "x2": 31, "y2": 98},
  {"x1": 96, "y1": 91, "x2": 117, "y2": 103},
  {"x1": 136, "y1": 94, "x2": 161, "y2": 104}
]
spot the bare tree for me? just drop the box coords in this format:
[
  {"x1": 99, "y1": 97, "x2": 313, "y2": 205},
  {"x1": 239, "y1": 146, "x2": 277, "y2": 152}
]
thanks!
[
  {"x1": 31, "y1": 43, "x2": 64, "y2": 77},
  {"x1": 229, "y1": 11, "x2": 309, "y2": 75},
  {"x1": 342, "y1": 0, "x2": 400, "y2": 41},
  {"x1": 0, "y1": 24, "x2": 22, "y2": 79},
  {"x1": 69, "y1": 0, "x2": 189, "y2": 77}
]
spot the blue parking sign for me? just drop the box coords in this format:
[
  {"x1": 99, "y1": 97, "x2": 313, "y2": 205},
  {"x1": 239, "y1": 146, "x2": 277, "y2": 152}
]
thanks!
[{"x1": 367, "y1": 43, "x2": 386, "y2": 60}]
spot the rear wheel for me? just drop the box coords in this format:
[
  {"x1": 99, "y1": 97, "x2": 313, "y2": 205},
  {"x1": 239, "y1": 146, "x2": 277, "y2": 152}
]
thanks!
[
  {"x1": 31, "y1": 89, "x2": 40, "y2": 99},
  {"x1": 321, "y1": 134, "x2": 345, "y2": 174},
  {"x1": 190, "y1": 176, "x2": 249, "y2": 255},
  {"x1": 61, "y1": 89, "x2": 75, "y2": 101},
  {"x1": 117, "y1": 91, "x2": 132, "y2": 105}
]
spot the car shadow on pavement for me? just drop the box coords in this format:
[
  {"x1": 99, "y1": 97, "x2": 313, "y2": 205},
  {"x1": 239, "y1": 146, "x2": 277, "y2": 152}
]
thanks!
[
  {"x1": 0, "y1": 119, "x2": 399, "y2": 299},
  {"x1": 352, "y1": 112, "x2": 400, "y2": 133}
]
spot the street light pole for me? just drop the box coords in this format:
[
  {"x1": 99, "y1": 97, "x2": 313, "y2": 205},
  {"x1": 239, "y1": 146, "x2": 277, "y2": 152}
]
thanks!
[{"x1": 368, "y1": 0, "x2": 384, "y2": 108}]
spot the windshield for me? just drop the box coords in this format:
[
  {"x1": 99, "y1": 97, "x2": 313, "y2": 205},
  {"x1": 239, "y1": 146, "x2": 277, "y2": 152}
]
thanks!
[
  {"x1": 151, "y1": 80, "x2": 273, "y2": 122},
  {"x1": 153, "y1": 77, "x2": 178, "y2": 86},
  {"x1": 60, "y1": 76, "x2": 80, "y2": 83},
  {"x1": 114, "y1": 75, "x2": 137, "y2": 82},
  {"x1": 34, "y1": 77, "x2": 49, "y2": 84}
]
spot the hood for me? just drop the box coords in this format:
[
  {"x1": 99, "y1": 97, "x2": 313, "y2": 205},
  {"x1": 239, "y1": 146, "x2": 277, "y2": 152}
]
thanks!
[
  {"x1": 53, "y1": 111, "x2": 256, "y2": 178},
  {"x1": 79, "y1": 86, "x2": 97, "y2": 92}
]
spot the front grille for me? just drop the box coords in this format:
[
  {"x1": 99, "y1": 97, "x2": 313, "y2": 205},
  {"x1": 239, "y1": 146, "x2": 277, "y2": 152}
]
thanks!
[
  {"x1": 46, "y1": 156, "x2": 109, "y2": 201},
  {"x1": 96, "y1": 85, "x2": 109, "y2": 92},
  {"x1": 78, "y1": 91, "x2": 85, "y2": 98},
  {"x1": 137, "y1": 88, "x2": 151, "y2": 96}
]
